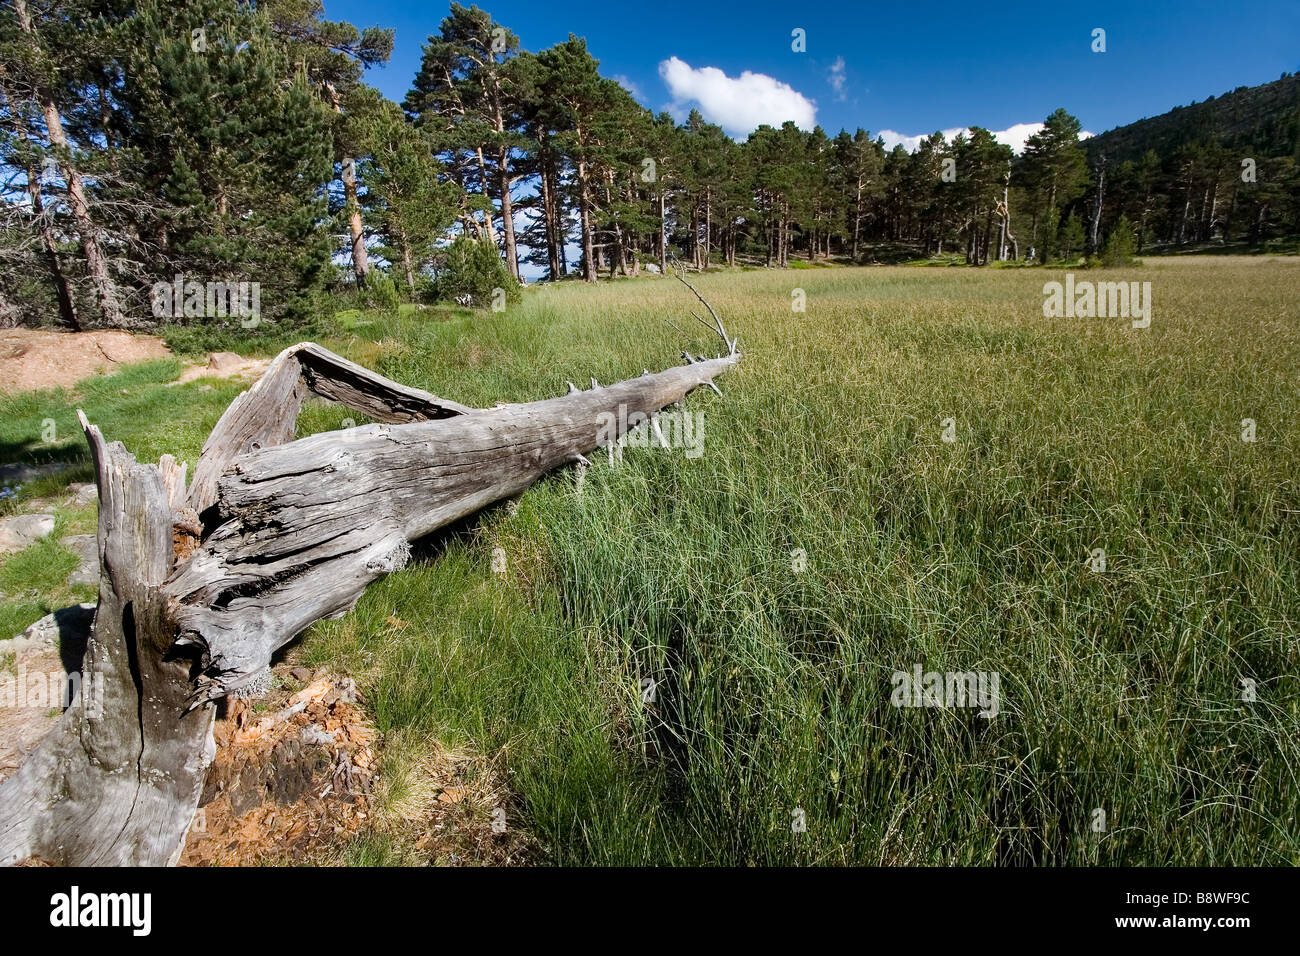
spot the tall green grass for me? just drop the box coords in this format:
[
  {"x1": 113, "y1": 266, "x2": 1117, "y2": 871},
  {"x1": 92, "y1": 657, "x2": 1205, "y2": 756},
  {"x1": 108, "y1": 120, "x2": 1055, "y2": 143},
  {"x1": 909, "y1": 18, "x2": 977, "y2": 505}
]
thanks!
[
  {"x1": 304, "y1": 258, "x2": 1300, "y2": 864},
  {"x1": 3, "y1": 258, "x2": 1297, "y2": 864}
]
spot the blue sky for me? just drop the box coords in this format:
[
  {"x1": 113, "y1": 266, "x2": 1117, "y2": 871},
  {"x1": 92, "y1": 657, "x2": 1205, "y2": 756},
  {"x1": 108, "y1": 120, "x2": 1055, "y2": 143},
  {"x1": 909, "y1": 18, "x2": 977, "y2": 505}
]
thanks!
[{"x1": 322, "y1": 0, "x2": 1298, "y2": 149}]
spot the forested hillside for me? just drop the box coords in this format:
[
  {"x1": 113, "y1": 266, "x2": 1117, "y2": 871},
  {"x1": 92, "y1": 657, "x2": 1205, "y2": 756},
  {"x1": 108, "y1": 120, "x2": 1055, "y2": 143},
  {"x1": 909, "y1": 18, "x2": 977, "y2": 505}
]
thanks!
[
  {"x1": 3, "y1": 0, "x2": 1297, "y2": 334},
  {"x1": 1085, "y1": 73, "x2": 1300, "y2": 165},
  {"x1": 1082, "y1": 73, "x2": 1300, "y2": 251}
]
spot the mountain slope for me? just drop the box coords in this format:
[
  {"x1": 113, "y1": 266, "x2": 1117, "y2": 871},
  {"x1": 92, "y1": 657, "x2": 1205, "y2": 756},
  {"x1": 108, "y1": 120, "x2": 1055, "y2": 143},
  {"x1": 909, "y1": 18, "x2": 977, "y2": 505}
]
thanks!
[{"x1": 1085, "y1": 73, "x2": 1300, "y2": 163}]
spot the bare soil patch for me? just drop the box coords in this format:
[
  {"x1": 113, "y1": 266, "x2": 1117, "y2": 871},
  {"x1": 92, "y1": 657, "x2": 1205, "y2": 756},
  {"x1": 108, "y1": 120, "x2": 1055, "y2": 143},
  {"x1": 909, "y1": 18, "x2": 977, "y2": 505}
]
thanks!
[
  {"x1": 174, "y1": 351, "x2": 269, "y2": 385},
  {"x1": 0, "y1": 328, "x2": 172, "y2": 393},
  {"x1": 0, "y1": 329, "x2": 270, "y2": 394}
]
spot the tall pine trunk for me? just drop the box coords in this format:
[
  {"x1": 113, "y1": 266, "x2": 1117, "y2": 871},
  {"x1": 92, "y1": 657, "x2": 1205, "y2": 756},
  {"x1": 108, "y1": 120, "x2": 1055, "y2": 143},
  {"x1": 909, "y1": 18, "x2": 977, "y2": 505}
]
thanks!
[
  {"x1": 852, "y1": 178, "x2": 863, "y2": 260},
  {"x1": 1089, "y1": 157, "x2": 1106, "y2": 254},
  {"x1": 540, "y1": 139, "x2": 562, "y2": 280},
  {"x1": 658, "y1": 187, "x2": 668, "y2": 274},
  {"x1": 577, "y1": 159, "x2": 595, "y2": 282},
  {"x1": 691, "y1": 201, "x2": 700, "y2": 270},
  {"x1": 341, "y1": 157, "x2": 370, "y2": 286},
  {"x1": 324, "y1": 83, "x2": 369, "y2": 288},
  {"x1": 704, "y1": 188, "x2": 711, "y2": 270},
  {"x1": 398, "y1": 229, "x2": 415, "y2": 295},
  {"x1": 17, "y1": 111, "x2": 79, "y2": 331},
  {"x1": 18, "y1": 0, "x2": 123, "y2": 327},
  {"x1": 476, "y1": 146, "x2": 497, "y2": 241},
  {"x1": 497, "y1": 148, "x2": 519, "y2": 280},
  {"x1": 763, "y1": 191, "x2": 772, "y2": 267}
]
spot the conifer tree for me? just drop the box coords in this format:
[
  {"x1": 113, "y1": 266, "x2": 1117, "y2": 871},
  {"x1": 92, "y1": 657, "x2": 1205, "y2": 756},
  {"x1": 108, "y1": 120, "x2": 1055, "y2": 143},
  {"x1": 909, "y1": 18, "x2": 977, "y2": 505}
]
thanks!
[
  {"x1": 1020, "y1": 108, "x2": 1090, "y2": 262},
  {"x1": 353, "y1": 96, "x2": 463, "y2": 294},
  {"x1": 261, "y1": 0, "x2": 394, "y2": 288},
  {"x1": 116, "y1": 0, "x2": 335, "y2": 321}
]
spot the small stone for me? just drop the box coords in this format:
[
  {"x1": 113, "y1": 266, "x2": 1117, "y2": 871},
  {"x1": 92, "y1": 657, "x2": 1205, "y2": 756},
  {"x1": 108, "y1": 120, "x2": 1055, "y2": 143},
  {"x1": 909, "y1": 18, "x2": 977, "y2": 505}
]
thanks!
[
  {"x1": 207, "y1": 351, "x2": 244, "y2": 373},
  {"x1": 64, "y1": 534, "x2": 98, "y2": 587},
  {"x1": 288, "y1": 666, "x2": 313, "y2": 683},
  {"x1": 0, "y1": 513, "x2": 55, "y2": 554},
  {"x1": 66, "y1": 483, "x2": 97, "y2": 507}
]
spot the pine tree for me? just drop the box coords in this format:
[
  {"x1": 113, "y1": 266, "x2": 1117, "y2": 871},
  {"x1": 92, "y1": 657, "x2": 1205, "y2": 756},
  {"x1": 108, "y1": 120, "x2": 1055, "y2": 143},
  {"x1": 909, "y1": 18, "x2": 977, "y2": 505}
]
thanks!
[
  {"x1": 116, "y1": 0, "x2": 335, "y2": 322},
  {"x1": 1100, "y1": 214, "x2": 1137, "y2": 265},
  {"x1": 405, "y1": 4, "x2": 529, "y2": 280},
  {"x1": 261, "y1": 0, "x2": 395, "y2": 288},
  {"x1": 528, "y1": 36, "x2": 608, "y2": 281},
  {"x1": 835, "y1": 129, "x2": 885, "y2": 261},
  {"x1": 1020, "y1": 108, "x2": 1090, "y2": 263},
  {"x1": 4, "y1": 0, "x2": 125, "y2": 326},
  {"x1": 354, "y1": 97, "x2": 462, "y2": 295},
  {"x1": 1058, "y1": 213, "x2": 1087, "y2": 260},
  {"x1": 955, "y1": 127, "x2": 1013, "y2": 264}
]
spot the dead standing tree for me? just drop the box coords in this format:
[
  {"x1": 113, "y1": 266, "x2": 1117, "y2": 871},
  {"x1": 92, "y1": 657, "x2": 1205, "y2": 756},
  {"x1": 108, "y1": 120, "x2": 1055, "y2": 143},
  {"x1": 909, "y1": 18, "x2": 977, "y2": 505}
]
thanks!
[{"x1": 0, "y1": 281, "x2": 739, "y2": 865}]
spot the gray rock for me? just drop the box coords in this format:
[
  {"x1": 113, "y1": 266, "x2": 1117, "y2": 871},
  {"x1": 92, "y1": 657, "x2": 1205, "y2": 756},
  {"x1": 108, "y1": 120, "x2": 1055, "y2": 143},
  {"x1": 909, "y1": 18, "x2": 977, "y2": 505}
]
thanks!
[
  {"x1": 66, "y1": 483, "x2": 97, "y2": 507},
  {"x1": 64, "y1": 534, "x2": 98, "y2": 587},
  {"x1": 6, "y1": 602, "x2": 97, "y2": 652},
  {"x1": 0, "y1": 513, "x2": 55, "y2": 554},
  {"x1": 206, "y1": 351, "x2": 244, "y2": 372}
]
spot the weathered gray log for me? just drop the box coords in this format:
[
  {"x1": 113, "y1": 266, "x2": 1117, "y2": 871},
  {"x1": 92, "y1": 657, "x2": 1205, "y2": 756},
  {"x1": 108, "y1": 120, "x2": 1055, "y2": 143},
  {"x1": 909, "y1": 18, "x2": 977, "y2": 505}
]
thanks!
[
  {"x1": 171, "y1": 348, "x2": 738, "y2": 704},
  {"x1": 0, "y1": 297, "x2": 740, "y2": 865},
  {"x1": 187, "y1": 342, "x2": 473, "y2": 517}
]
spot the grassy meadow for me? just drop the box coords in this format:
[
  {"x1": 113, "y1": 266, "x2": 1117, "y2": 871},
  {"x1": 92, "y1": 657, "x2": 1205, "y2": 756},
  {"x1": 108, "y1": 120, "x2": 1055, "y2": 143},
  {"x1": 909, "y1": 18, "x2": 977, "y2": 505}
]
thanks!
[{"x1": 3, "y1": 257, "x2": 1299, "y2": 865}]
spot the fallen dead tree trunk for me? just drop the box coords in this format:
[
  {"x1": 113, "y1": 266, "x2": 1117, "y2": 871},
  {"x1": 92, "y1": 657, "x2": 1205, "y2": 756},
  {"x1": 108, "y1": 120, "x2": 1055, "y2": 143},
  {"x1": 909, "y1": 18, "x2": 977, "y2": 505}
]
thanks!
[{"x1": 0, "y1": 285, "x2": 739, "y2": 865}]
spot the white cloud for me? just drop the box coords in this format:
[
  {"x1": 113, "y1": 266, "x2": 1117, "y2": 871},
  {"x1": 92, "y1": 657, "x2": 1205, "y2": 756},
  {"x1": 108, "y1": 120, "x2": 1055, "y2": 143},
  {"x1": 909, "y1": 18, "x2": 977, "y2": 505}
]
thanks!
[
  {"x1": 877, "y1": 122, "x2": 1094, "y2": 155},
  {"x1": 658, "y1": 56, "x2": 816, "y2": 136},
  {"x1": 877, "y1": 129, "x2": 936, "y2": 152},
  {"x1": 611, "y1": 74, "x2": 646, "y2": 103},
  {"x1": 827, "y1": 56, "x2": 846, "y2": 101},
  {"x1": 986, "y1": 123, "x2": 1044, "y2": 154}
]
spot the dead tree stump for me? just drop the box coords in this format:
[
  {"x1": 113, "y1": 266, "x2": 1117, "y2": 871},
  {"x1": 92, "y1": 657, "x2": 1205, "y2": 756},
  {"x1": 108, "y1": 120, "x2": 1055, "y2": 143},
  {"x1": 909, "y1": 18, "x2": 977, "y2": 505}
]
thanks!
[{"x1": 0, "y1": 286, "x2": 740, "y2": 865}]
